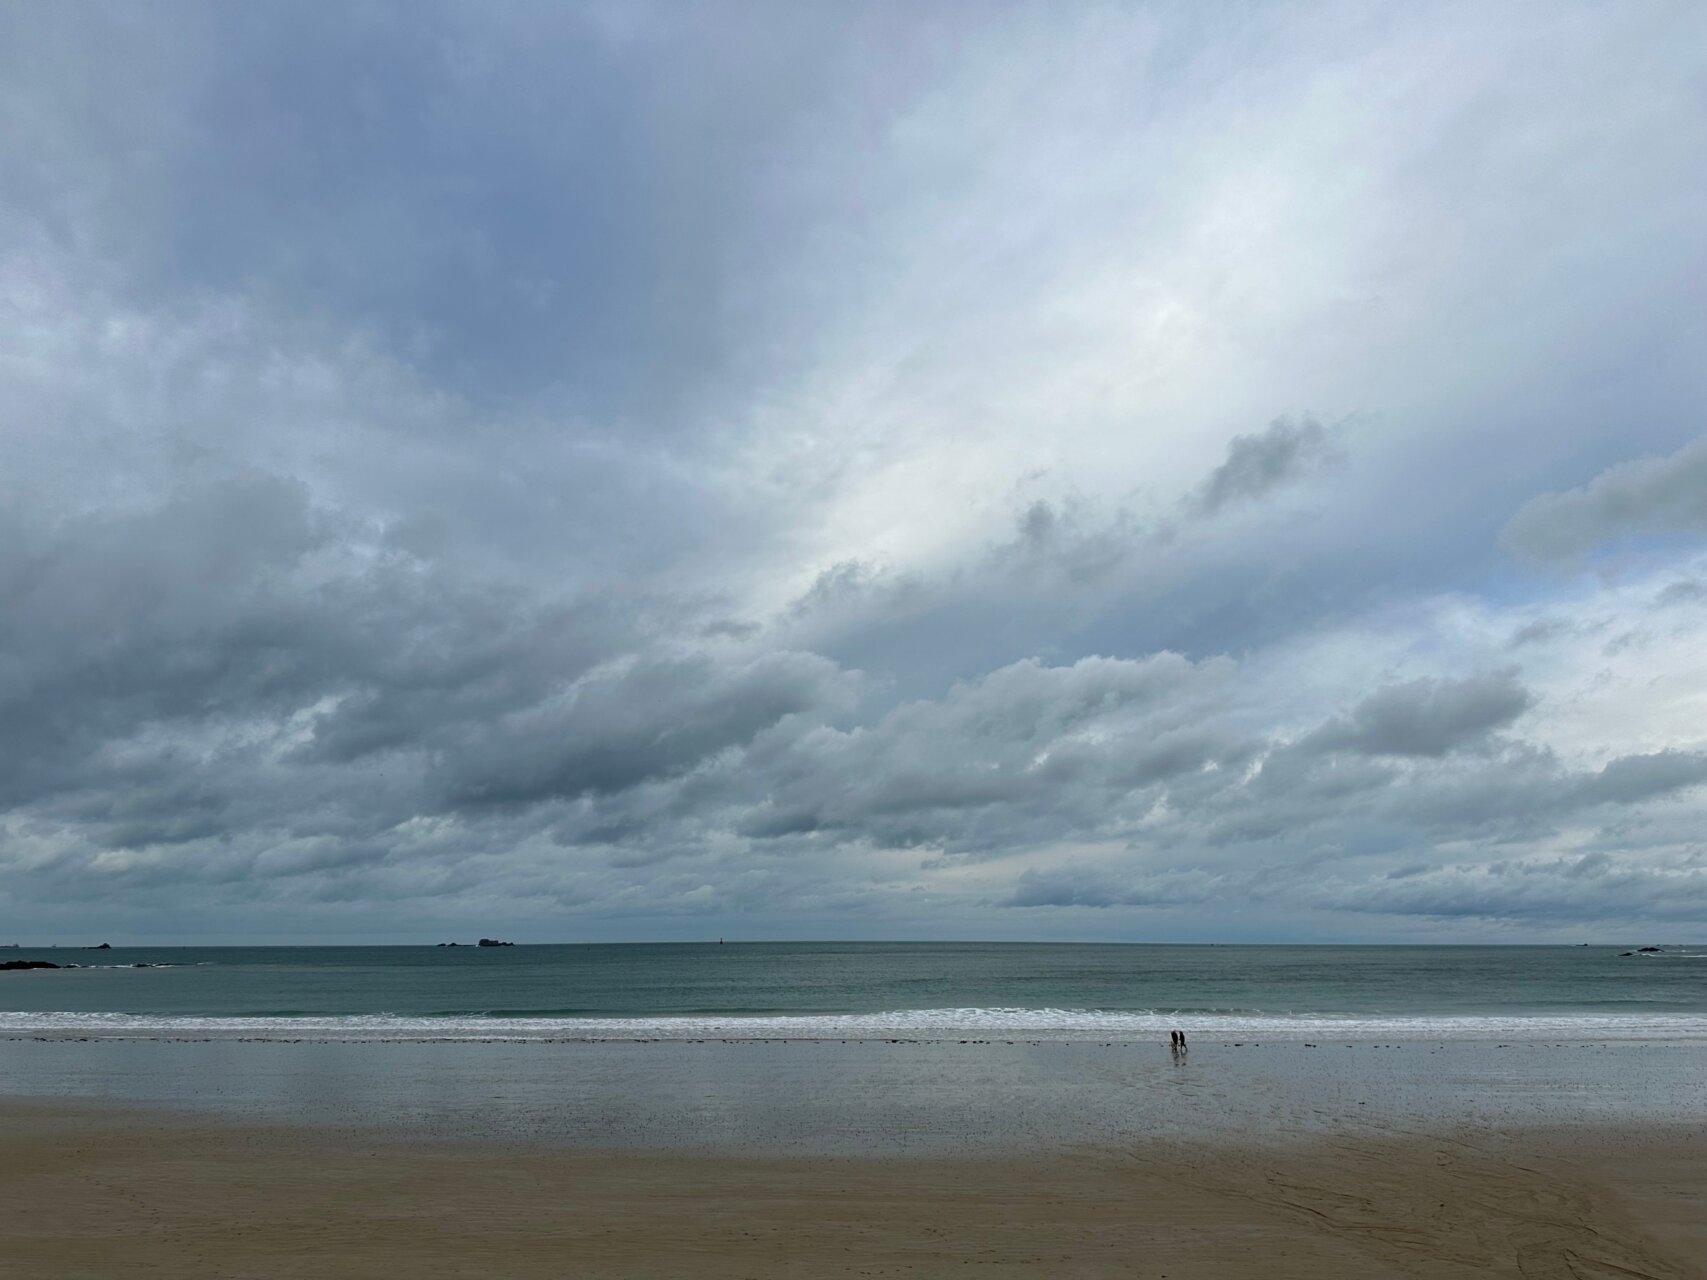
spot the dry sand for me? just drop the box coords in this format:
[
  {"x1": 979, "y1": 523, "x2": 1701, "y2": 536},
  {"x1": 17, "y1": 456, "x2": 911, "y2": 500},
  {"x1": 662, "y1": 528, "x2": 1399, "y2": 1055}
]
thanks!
[{"x1": 1, "y1": 1099, "x2": 1700, "y2": 1279}]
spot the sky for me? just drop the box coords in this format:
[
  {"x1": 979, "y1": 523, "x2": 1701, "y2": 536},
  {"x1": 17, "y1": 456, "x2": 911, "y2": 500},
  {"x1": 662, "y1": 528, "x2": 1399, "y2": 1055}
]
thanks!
[{"x1": 2, "y1": 1, "x2": 1705, "y2": 944}]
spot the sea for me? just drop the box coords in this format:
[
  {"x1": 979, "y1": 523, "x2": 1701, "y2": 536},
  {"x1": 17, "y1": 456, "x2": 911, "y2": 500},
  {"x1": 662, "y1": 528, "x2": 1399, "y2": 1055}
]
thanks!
[
  {"x1": 6, "y1": 943, "x2": 1704, "y2": 1152},
  {"x1": 4, "y1": 941, "x2": 1704, "y2": 1042}
]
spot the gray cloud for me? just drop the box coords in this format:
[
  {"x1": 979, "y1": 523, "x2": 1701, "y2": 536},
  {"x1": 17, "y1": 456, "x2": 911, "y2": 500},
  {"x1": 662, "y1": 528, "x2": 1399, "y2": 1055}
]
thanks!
[
  {"x1": 3, "y1": 3, "x2": 1706, "y2": 941},
  {"x1": 1507, "y1": 618, "x2": 1573, "y2": 648},
  {"x1": 1004, "y1": 866, "x2": 1220, "y2": 909},
  {"x1": 1301, "y1": 672, "x2": 1534, "y2": 758},
  {"x1": 1323, "y1": 854, "x2": 1707, "y2": 925},
  {"x1": 1573, "y1": 751, "x2": 1707, "y2": 807},
  {"x1": 1502, "y1": 435, "x2": 1707, "y2": 561},
  {"x1": 724, "y1": 653, "x2": 1248, "y2": 854},
  {"x1": 430, "y1": 650, "x2": 857, "y2": 809},
  {"x1": 6, "y1": 622, "x2": 1703, "y2": 939},
  {"x1": 1655, "y1": 579, "x2": 1706, "y2": 607},
  {"x1": 1195, "y1": 417, "x2": 1339, "y2": 516}
]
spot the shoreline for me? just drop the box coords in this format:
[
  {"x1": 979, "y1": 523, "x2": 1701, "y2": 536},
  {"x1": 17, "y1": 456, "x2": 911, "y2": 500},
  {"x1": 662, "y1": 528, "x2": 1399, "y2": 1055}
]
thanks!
[
  {"x1": 7, "y1": 1014, "x2": 1707, "y2": 1044},
  {"x1": 8, "y1": 1029, "x2": 1707, "y2": 1043},
  {"x1": 3, "y1": 1096, "x2": 1701, "y2": 1278},
  {"x1": 5, "y1": 1036, "x2": 1703, "y2": 1157}
]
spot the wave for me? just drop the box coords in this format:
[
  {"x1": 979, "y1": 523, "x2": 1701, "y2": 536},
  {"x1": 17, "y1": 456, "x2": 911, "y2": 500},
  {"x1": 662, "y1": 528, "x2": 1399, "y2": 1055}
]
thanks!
[
  {"x1": 1, "y1": 963, "x2": 180, "y2": 970},
  {"x1": 4, "y1": 1007, "x2": 1707, "y2": 1043}
]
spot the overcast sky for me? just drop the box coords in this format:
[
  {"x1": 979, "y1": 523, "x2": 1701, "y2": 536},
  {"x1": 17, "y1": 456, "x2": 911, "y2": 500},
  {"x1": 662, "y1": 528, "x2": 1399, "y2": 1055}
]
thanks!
[{"x1": 3, "y1": 1, "x2": 1705, "y2": 944}]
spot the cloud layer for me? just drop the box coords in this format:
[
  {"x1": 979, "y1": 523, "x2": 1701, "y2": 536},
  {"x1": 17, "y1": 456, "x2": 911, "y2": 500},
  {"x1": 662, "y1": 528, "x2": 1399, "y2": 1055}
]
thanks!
[
  {"x1": 1503, "y1": 436, "x2": 1707, "y2": 562},
  {"x1": 2, "y1": 1, "x2": 1706, "y2": 941}
]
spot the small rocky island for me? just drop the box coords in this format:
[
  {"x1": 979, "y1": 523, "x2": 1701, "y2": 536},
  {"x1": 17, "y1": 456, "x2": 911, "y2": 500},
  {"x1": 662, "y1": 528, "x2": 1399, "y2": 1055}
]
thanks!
[{"x1": 435, "y1": 938, "x2": 516, "y2": 947}]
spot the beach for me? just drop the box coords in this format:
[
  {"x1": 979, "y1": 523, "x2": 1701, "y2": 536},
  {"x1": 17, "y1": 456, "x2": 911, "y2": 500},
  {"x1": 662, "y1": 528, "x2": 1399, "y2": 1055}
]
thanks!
[
  {"x1": 3, "y1": 1097, "x2": 1701, "y2": 1279},
  {"x1": 4, "y1": 946, "x2": 1704, "y2": 1275},
  {"x1": 9, "y1": 2, "x2": 1707, "y2": 1270}
]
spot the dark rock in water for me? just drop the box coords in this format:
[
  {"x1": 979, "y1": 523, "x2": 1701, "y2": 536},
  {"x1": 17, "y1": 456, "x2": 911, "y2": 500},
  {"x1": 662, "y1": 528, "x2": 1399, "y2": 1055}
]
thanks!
[
  {"x1": 476, "y1": 938, "x2": 514, "y2": 947},
  {"x1": 1636, "y1": 946, "x2": 1663, "y2": 953},
  {"x1": 1619, "y1": 951, "x2": 1635, "y2": 957},
  {"x1": 1, "y1": 959, "x2": 62, "y2": 970},
  {"x1": 131, "y1": 962, "x2": 154, "y2": 968},
  {"x1": 92, "y1": 943, "x2": 111, "y2": 950}
]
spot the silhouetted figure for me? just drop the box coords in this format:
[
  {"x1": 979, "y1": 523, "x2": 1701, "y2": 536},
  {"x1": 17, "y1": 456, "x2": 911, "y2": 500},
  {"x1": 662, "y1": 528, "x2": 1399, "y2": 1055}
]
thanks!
[{"x1": 1178, "y1": 1030, "x2": 1187, "y2": 1052}]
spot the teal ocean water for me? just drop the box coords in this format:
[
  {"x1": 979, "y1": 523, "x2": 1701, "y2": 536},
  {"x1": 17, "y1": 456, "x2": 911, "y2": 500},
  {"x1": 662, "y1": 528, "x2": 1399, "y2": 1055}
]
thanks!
[
  {"x1": 4, "y1": 943, "x2": 1704, "y2": 1042},
  {"x1": 6, "y1": 944, "x2": 1706, "y2": 1150}
]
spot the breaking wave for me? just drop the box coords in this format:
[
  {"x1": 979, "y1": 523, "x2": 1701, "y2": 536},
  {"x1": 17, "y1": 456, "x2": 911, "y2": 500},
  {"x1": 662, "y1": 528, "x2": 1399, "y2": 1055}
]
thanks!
[{"x1": 4, "y1": 1007, "x2": 1707, "y2": 1043}]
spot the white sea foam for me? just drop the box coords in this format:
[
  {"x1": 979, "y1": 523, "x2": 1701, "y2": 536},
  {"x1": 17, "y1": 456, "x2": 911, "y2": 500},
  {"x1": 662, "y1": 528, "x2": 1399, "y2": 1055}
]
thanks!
[{"x1": 4, "y1": 1008, "x2": 1707, "y2": 1043}]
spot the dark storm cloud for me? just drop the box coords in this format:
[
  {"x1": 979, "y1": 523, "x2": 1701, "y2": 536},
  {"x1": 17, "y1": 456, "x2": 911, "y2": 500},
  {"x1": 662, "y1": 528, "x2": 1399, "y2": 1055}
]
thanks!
[
  {"x1": 0, "y1": 463, "x2": 869, "y2": 875},
  {"x1": 1502, "y1": 435, "x2": 1707, "y2": 562},
  {"x1": 0, "y1": 476, "x2": 331, "y2": 805},
  {"x1": 0, "y1": 473, "x2": 628, "y2": 809},
  {"x1": 430, "y1": 650, "x2": 856, "y2": 808}
]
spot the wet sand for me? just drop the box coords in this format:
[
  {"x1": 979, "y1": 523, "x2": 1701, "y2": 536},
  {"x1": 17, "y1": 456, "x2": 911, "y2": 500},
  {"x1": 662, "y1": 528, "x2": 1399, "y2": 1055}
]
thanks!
[
  {"x1": 2, "y1": 1098, "x2": 1701, "y2": 1279},
  {"x1": 4, "y1": 1036, "x2": 1703, "y2": 1154}
]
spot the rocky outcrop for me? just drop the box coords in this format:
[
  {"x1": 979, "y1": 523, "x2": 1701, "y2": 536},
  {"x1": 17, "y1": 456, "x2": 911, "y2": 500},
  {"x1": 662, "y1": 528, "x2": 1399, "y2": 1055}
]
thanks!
[
  {"x1": 477, "y1": 938, "x2": 514, "y2": 947},
  {"x1": 2, "y1": 959, "x2": 62, "y2": 970}
]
